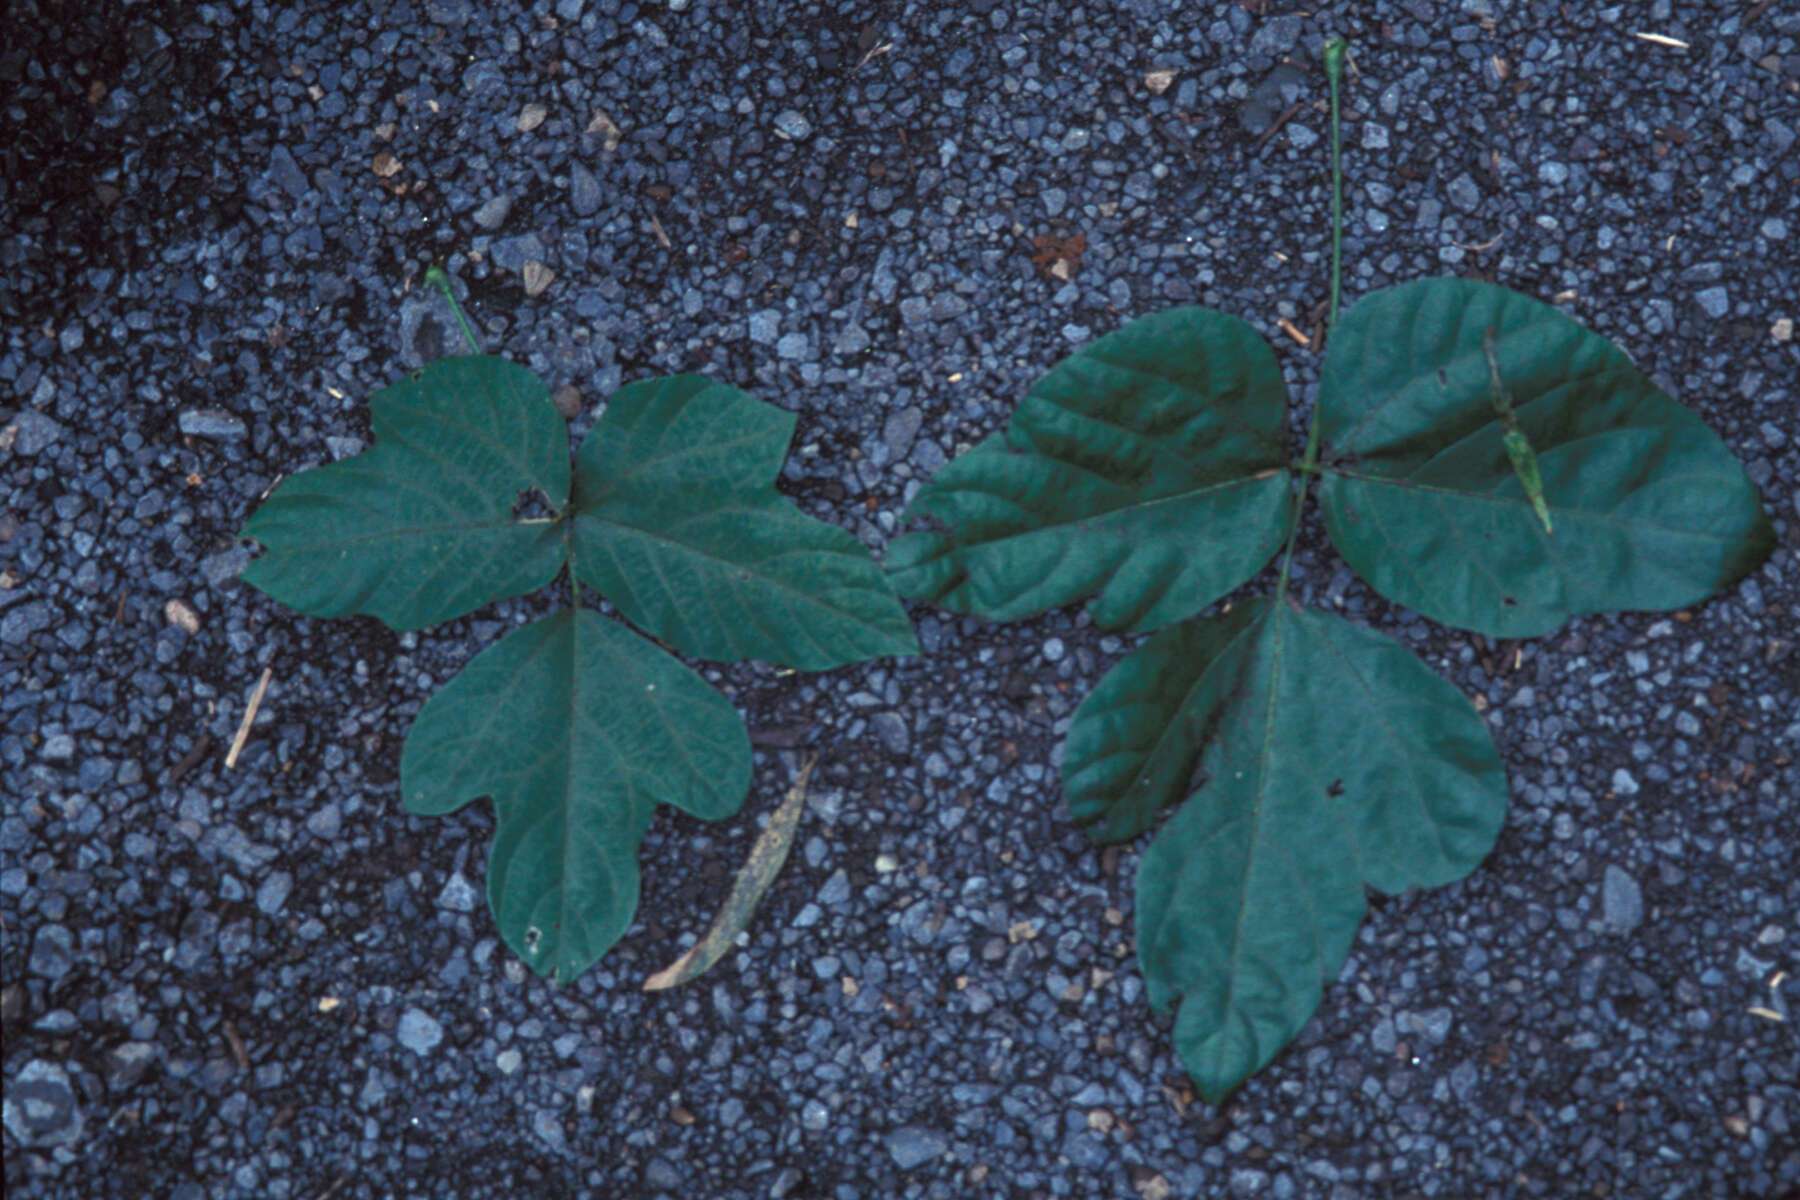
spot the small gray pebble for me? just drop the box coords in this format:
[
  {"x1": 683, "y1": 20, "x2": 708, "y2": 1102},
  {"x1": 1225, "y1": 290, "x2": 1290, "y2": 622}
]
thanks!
[
  {"x1": 818, "y1": 868, "x2": 851, "y2": 907},
  {"x1": 748, "y1": 309, "x2": 781, "y2": 345},
  {"x1": 532, "y1": 1109, "x2": 566, "y2": 1152},
  {"x1": 436, "y1": 871, "x2": 479, "y2": 913},
  {"x1": 268, "y1": 144, "x2": 308, "y2": 199},
  {"x1": 834, "y1": 324, "x2": 872, "y2": 355},
  {"x1": 2, "y1": 600, "x2": 54, "y2": 643},
  {"x1": 396, "y1": 1009, "x2": 444, "y2": 1055},
  {"x1": 1695, "y1": 286, "x2": 1729, "y2": 318},
  {"x1": 5, "y1": 409, "x2": 64, "y2": 455},
  {"x1": 255, "y1": 871, "x2": 292, "y2": 916},
  {"x1": 885, "y1": 1126, "x2": 949, "y2": 1169},
  {"x1": 871, "y1": 711, "x2": 910, "y2": 755},
  {"x1": 473, "y1": 194, "x2": 513, "y2": 229},
  {"x1": 178, "y1": 410, "x2": 248, "y2": 440},
  {"x1": 773, "y1": 110, "x2": 812, "y2": 140},
  {"x1": 201, "y1": 546, "x2": 251, "y2": 587},
  {"x1": 882, "y1": 407, "x2": 923, "y2": 460},
  {"x1": 1602, "y1": 865, "x2": 1644, "y2": 933},
  {"x1": 30, "y1": 924, "x2": 75, "y2": 980},
  {"x1": 568, "y1": 162, "x2": 602, "y2": 216},
  {"x1": 2, "y1": 1061, "x2": 83, "y2": 1147}
]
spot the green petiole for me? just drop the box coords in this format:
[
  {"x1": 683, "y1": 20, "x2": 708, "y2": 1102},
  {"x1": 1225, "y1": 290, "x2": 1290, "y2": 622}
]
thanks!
[
  {"x1": 1482, "y1": 325, "x2": 1555, "y2": 534},
  {"x1": 426, "y1": 264, "x2": 483, "y2": 356},
  {"x1": 1322, "y1": 37, "x2": 1347, "y2": 332},
  {"x1": 1274, "y1": 37, "x2": 1351, "y2": 600}
]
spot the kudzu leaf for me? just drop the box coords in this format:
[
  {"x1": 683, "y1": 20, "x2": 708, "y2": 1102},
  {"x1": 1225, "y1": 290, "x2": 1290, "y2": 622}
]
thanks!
[
  {"x1": 1068, "y1": 598, "x2": 1507, "y2": 1104},
  {"x1": 402, "y1": 608, "x2": 752, "y2": 982},
  {"x1": 570, "y1": 375, "x2": 919, "y2": 670},
  {"x1": 240, "y1": 356, "x2": 571, "y2": 631},
  {"x1": 1317, "y1": 279, "x2": 1773, "y2": 638},
  {"x1": 887, "y1": 308, "x2": 1294, "y2": 632}
]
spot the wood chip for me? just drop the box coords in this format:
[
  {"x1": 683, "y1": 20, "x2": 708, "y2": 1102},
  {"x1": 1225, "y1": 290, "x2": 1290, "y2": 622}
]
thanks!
[
  {"x1": 521, "y1": 260, "x2": 555, "y2": 297},
  {"x1": 1144, "y1": 68, "x2": 1177, "y2": 95},
  {"x1": 551, "y1": 385, "x2": 582, "y2": 418},
  {"x1": 371, "y1": 151, "x2": 401, "y2": 178},
  {"x1": 517, "y1": 103, "x2": 548, "y2": 132},
  {"x1": 1633, "y1": 31, "x2": 1690, "y2": 49},
  {"x1": 586, "y1": 108, "x2": 622, "y2": 151},
  {"x1": 164, "y1": 598, "x2": 201, "y2": 634}
]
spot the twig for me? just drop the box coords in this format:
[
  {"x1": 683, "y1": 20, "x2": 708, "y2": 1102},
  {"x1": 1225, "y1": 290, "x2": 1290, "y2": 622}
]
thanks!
[
  {"x1": 223, "y1": 1020, "x2": 250, "y2": 1070},
  {"x1": 225, "y1": 667, "x2": 273, "y2": 769},
  {"x1": 166, "y1": 731, "x2": 213, "y2": 785},
  {"x1": 1252, "y1": 102, "x2": 1303, "y2": 153}
]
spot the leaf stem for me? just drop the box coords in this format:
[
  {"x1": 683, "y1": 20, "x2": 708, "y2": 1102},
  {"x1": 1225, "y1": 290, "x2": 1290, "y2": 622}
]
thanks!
[
  {"x1": 1324, "y1": 37, "x2": 1347, "y2": 332},
  {"x1": 426, "y1": 264, "x2": 483, "y2": 355},
  {"x1": 1275, "y1": 38, "x2": 1350, "y2": 599}
]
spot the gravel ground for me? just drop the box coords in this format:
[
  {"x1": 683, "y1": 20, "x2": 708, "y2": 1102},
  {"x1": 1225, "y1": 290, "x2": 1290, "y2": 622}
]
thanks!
[{"x1": 4, "y1": 1, "x2": 1797, "y2": 1196}]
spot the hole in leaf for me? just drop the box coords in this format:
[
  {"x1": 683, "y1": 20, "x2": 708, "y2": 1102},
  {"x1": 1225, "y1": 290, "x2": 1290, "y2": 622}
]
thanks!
[
  {"x1": 524, "y1": 925, "x2": 542, "y2": 954},
  {"x1": 1502, "y1": 596, "x2": 1518, "y2": 607},
  {"x1": 1327, "y1": 779, "x2": 1345, "y2": 797},
  {"x1": 513, "y1": 488, "x2": 556, "y2": 522}
]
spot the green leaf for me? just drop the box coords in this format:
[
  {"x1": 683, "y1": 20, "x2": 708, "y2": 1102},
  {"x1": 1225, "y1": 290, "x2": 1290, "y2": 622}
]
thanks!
[
  {"x1": 401, "y1": 608, "x2": 752, "y2": 982},
  {"x1": 1317, "y1": 279, "x2": 1774, "y2": 637},
  {"x1": 887, "y1": 308, "x2": 1295, "y2": 632},
  {"x1": 239, "y1": 356, "x2": 571, "y2": 631},
  {"x1": 569, "y1": 374, "x2": 919, "y2": 670},
  {"x1": 1068, "y1": 598, "x2": 1507, "y2": 1103}
]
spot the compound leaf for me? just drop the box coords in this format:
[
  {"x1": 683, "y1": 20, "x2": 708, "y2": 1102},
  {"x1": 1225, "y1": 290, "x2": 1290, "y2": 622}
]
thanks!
[
  {"x1": 1317, "y1": 279, "x2": 1773, "y2": 637},
  {"x1": 887, "y1": 308, "x2": 1294, "y2": 632},
  {"x1": 401, "y1": 608, "x2": 752, "y2": 982},
  {"x1": 240, "y1": 356, "x2": 571, "y2": 631},
  {"x1": 1071, "y1": 598, "x2": 1507, "y2": 1103},
  {"x1": 569, "y1": 375, "x2": 919, "y2": 670}
]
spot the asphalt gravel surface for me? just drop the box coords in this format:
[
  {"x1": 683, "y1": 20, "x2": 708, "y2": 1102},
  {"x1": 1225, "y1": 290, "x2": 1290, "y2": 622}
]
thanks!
[{"x1": 3, "y1": 1, "x2": 1797, "y2": 1197}]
